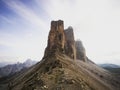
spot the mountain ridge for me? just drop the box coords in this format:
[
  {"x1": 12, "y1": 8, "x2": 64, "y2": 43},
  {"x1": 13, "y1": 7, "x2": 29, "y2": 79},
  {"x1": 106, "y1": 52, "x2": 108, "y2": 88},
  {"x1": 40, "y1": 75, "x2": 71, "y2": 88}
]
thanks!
[
  {"x1": 0, "y1": 59, "x2": 37, "y2": 77},
  {"x1": 99, "y1": 63, "x2": 120, "y2": 68}
]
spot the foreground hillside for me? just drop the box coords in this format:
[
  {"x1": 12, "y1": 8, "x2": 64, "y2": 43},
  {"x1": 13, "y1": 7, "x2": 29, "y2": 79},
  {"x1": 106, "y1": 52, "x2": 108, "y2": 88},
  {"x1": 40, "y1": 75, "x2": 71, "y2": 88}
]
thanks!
[{"x1": 7, "y1": 53, "x2": 119, "y2": 90}]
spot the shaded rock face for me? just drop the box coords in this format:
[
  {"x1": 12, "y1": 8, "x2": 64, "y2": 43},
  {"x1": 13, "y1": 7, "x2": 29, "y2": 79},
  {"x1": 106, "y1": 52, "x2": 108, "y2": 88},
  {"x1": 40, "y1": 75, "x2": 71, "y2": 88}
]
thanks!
[
  {"x1": 75, "y1": 40, "x2": 87, "y2": 62},
  {"x1": 44, "y1": 20, "x2": 76, "y2": 60},
  {"x1": 65, "y1": 27, "x2": 76, "y2": 60}
]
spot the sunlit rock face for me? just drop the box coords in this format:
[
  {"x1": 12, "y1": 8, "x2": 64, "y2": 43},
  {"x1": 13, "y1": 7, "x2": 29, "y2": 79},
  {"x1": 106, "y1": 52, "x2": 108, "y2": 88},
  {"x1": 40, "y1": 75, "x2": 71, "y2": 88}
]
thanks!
[
  {"x1": 44, "y1": 20, "x2": 76, "y2": 60},
  {"x1": 44, "y1": 20, "x2": 87, "y2": 62},
  {"x1": 44, "y1": 20, "x2": 66, "y2": 57},
  {"x1": 75, "y1": 40, "x2": 87, "y2": 62}
]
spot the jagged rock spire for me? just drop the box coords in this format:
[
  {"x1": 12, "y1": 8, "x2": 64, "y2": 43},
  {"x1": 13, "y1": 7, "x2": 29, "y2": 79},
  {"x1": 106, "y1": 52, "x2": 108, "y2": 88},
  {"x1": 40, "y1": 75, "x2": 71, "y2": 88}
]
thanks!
[
  {"x1": 44, "y1": 20, "x2": 66, "y2": 57},
  {"x1": 75, "y1": 40, "x2": 87, "y2": 62},
  {"x1": 44, "y1": 20, "x2": 88, "y2": 62},
  {"x1": 44, "y1": 20, "x2": 76, "y2": 60},
  {"x1": 65, "y1": 26, "x2": 76, "y2": 60}
]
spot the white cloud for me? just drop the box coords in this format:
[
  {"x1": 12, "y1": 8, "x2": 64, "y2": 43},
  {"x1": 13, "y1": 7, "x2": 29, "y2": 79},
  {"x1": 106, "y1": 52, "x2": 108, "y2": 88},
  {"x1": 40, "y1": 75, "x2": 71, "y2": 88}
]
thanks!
[
  {"x1": 0, "y1": 15, "x2": 15, "y2": 24},
  {"x1": 0, "y1": 30, "x2": 46, "y2": 62},
  {"x1": 43, "y1": 0, "x2": 120, "y2": 64},
  {"x1": 1, "y1": 0, "x2": 120, "y2": 64},
  {"x1": 3, "y1": 0, "x2": 46, "y2": 28},
  {"x1": 0, "y1": 0, "x2": 49, "y2": 62}
]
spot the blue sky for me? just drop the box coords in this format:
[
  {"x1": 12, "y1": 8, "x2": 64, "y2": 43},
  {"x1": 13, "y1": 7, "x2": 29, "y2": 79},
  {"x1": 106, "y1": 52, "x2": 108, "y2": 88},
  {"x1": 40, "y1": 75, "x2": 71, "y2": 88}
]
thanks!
[{"x1": 0, "y1": 0, "x2": 120, "y2": 65}]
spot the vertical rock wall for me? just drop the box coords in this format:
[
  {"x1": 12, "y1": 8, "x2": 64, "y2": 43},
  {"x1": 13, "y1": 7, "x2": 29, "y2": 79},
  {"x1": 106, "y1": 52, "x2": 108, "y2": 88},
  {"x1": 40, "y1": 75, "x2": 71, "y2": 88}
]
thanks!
[
  {"x1": 44, "y1": 20, "x2": 66, "y2": 57},
  {"x1": 44, "y1": 20, "x2": 86, "y2": 62},
  {"x1": 65, "y1": 27, "x2": 76, "y2": 60},
  {"x1": 75, "y1": 40, "x2": 87, "y2": 62}
]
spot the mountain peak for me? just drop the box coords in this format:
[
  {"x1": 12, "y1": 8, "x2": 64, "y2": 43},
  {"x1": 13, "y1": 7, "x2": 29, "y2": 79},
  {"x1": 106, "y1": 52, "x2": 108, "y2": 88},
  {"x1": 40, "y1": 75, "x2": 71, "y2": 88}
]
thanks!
[
  {"x1": 44, "y1": 20, "x2": 76, "y2": 60},
  {"x1": 64, "y1": 26, "x2": 76, "y2": 60},
  {"x1": 75, "y1": 40, "x2": 87, "y2": 62},
  {"x1": 44, "y1": 20, "x2": 65, "y2": 57}
]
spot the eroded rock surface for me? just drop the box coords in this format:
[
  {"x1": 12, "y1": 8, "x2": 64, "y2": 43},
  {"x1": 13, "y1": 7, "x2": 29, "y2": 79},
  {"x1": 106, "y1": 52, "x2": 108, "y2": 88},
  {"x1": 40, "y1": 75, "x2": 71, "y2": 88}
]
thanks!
[
  {"x1": 44, "y1": 20, "x2": 89, "y2": 62},
  {"x1": 44, "y1": 20, "x2": 66, "y2": 57},
  {"x1": 65, "y1": 26, "x2": 76, "y2": 60},
  {"x1": 75, "y1": 40, "x2": 87, "y2": 62},
  {"x1": 44, "y1": 20, "x2": 76, "y2": 60}
]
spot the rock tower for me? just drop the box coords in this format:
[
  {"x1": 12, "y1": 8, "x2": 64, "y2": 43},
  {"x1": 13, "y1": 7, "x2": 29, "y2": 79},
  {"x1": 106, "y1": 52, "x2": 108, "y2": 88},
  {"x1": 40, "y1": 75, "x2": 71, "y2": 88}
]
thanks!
[{"x1": 44, "y1": 20, "x2": 76, "y2": 60}]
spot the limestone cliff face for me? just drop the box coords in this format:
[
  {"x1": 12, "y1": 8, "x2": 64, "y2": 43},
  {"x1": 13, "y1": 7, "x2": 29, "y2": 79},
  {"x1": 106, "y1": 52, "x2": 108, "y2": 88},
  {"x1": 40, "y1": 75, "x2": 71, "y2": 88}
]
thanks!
[
  {"x1": 44, "y1": 20, "x2": 66, "y2": 57},
  {"x1": 44, "y1": 20, "x2": 76, "y2": 60},
  {"x1": 65, "y1": 27, "x2": 76, "y2": 60},
  {"x1": 44, "y1": 20, "x2": 88, "y2": 62},
  {"x1": 75, "y1": 40, "x2": 87, "y2": 62}
]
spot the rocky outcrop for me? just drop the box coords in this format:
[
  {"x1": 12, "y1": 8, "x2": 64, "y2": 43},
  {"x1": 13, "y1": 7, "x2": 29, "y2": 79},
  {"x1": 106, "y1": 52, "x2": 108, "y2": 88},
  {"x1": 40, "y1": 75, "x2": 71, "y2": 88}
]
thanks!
[
  {"x1": 65, "y1": 27, "x2": 76, "y2": 60},
  {"x1": 44, "y1": 20, "x2": 76, "y2": 60},
  {"x1": 44, "y1": 20, "x2": 66, "y2": 57},
  {"x1": 44, "y1": 20, "x2": 90, "y2": 62},
  {"x1": 75, "y1": 40, "x2": 87, "y2": 62}
]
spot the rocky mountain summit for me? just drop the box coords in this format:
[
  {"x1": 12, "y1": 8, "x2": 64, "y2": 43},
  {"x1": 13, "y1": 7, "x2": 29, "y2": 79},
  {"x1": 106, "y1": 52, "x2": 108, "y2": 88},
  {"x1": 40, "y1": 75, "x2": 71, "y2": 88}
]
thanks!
[
  {"x1": 44, "y1": 20, "x2": 76, "y2": 60},
  {"x1": 1, "y1": 20, "x2": 120, "y2": 90},
  {"x1": 44, "y1": 20, "x2": 84, "y2": 61}
]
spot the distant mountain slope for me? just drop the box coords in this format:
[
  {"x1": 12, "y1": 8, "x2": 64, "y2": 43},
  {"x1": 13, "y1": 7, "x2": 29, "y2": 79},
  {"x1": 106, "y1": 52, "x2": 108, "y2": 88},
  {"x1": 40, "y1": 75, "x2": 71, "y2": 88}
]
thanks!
[
  {"x1": 99, "y1": 64, "x2": 120, "y2": 77},
  {"x1": 0, "y1": 62, "x2": 12, "y2": 68},
  {"x1": 0, "y1": 59, "x2": 37, "y2": 77},
  {"x1": 99, "y1": 64, "x2": 120, "y2": 68}
]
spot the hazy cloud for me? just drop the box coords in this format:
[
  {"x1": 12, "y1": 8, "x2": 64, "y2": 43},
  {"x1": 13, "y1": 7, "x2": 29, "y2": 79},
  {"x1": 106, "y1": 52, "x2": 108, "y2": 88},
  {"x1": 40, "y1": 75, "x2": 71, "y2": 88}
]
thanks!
[
  {"x1": 3, "y1": 0, "x2": 46, "y2": 28},
  {"x1": 0, "y1": 0, "x2": 120, "y2": 64}
]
